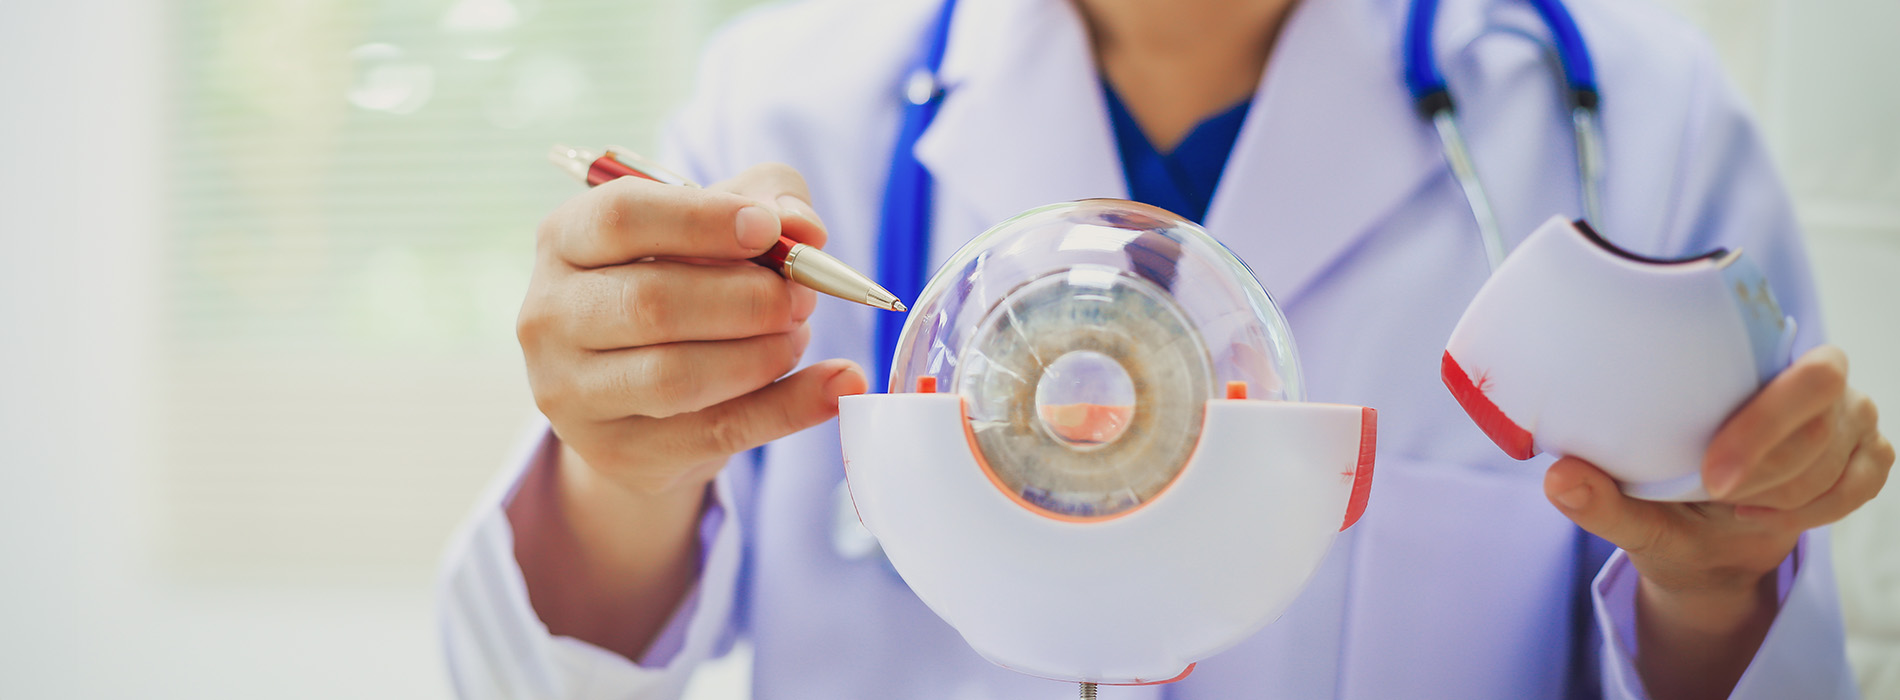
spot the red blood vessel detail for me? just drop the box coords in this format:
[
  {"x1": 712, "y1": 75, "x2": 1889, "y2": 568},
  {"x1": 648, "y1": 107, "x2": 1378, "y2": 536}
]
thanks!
[{"x1": 1441, "y1": 351, "x2": 1536, "y2": 460}]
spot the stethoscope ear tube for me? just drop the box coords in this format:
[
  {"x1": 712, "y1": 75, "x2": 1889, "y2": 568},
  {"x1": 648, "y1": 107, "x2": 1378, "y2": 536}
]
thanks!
[
  {"x1": 1407, "y1": 0, "x2": 1598, "y2": 103},
  {"x1": 1407, "y1": 0, "x2": 1605, "y2": 270},
  {"x1": 1571, "y1": 106, "x2": 1605, "y2": 225},
  {"x1": 1403, "y1": 0, "x2": 1451, "y2": 107},
  {"x1": 1524, "y1": 0, "x2": 1597, "y2": 94},
  {"x1": 1430, "y1": 110, "x2": 1510, "y2": 271}
]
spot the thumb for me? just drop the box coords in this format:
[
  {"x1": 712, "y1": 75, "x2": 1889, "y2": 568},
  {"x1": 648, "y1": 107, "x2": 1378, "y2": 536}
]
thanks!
[
  {"x1": 1544, "y1": 456, "x2": 1673, "y2": 555},
  {"x1": 673, "y1": 359, "x2": 868, "y2": 462}
]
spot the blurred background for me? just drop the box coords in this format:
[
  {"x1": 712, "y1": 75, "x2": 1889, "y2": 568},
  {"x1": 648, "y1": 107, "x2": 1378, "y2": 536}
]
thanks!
[{"x1": 0, "y1": 0, "x2": 1893, "y2": 697}]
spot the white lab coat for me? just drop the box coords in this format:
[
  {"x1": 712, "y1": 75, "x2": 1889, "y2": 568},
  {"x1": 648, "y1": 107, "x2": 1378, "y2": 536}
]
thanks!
[{"x1": 438, "y1": 0, "x2": 1858, "y2": 697}]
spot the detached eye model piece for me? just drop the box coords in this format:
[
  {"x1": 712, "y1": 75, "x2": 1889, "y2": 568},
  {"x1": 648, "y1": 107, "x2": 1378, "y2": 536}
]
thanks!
[
  {"x1": 1442, "y1": 216, "x2": 1796, "y2": 501},
  {"x1": 838, "y1": 200, "x2": 1378, "y2": 693}
]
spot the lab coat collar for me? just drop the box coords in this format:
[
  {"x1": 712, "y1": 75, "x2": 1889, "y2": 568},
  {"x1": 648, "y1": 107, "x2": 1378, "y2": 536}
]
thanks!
[
  {"x1": 915, "y1": 0, "x2": 1444, "y2": 305},
  {"x1": 914, "y1": 0, "x2": 1127, "y2": 230},
  {"x1": 1200, "y1": 0, "x2": 1444, "y2": 304}
]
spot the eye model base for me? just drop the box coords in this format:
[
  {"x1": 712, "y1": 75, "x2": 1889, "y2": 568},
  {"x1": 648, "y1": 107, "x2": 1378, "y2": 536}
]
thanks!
[{"x1": 839, "y1": 393, "x2": 1376, "y2": 685}]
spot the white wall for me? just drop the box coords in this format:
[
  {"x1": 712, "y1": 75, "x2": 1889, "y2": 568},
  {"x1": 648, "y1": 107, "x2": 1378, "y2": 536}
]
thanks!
[
  {"x1": 1652, "y1": 0, "x2": 1900, "y2": 693},
  {"x1": 0, "y1": 2, "x2": 446, "y2": 697},
  {"x1": 1, "y1": 0, "x2": 162, "y2": 691}
]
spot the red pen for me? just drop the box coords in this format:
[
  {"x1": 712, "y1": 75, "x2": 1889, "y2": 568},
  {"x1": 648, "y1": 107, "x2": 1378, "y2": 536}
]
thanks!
[{"x1": 548, "y1": 144, "x2": 906, "y2": 312}]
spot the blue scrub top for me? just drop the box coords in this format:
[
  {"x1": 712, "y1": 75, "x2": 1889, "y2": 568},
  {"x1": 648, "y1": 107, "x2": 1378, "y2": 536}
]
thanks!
[{"x1": 1102, "y1": 82, "x2": 1252, "y2": 225}]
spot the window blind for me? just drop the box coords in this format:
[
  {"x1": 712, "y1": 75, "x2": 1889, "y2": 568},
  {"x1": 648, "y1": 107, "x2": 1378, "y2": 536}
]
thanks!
[{"x1": 162, "y1": 0, "x2": 767, "y2": 582}]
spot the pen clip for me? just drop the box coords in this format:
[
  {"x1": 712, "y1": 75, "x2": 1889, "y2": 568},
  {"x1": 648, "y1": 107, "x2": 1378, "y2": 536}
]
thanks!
[{"x1": 604, "y1": 145, "x2": 699, "y2": 188}]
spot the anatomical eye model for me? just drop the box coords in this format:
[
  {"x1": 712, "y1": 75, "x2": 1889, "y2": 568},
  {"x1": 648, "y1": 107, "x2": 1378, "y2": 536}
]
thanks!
[
  {"x1": 840, "y1": 200, "x2": 1378, "y2": 697},
  {"x1": 1442, "y1": 216, "x2": 1797, "y2": 502}
]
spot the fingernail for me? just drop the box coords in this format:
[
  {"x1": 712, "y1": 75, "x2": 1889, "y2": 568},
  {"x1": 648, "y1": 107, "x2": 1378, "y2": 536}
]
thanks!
[
  {"x1": 1556, "y1": 483, "x2": 1591, "y2": 511},
  {"x1": 1705, "y1": 460, "x2": 1741, "y2": 498},
  {"x1": 824, "y1": 366, "x2": 865, "y2": 406},
  {"x1": 735, "y1": 206, "x2": 777, "y2": 250},
  {"x1": 776, "y1": 195, "x2": 813, "y2": 222}
]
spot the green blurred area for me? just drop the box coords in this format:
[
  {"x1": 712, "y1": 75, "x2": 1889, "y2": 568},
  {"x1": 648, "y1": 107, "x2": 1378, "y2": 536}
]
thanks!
[{"x1": 165, "y1": 0, "x2": 765, "y2": 354}]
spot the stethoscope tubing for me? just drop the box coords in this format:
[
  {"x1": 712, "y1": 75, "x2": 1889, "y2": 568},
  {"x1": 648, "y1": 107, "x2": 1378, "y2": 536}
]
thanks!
[
  {"x1": 872, "y1": 0, "x2": 961, "y2": 393},
  {"x1": 1405, "y1": 0, "x2": 1598, "y2": 104},
  {"x1": 872, "y1": 0, "x2": 1608, "y2": 392},
  {"x1": 1407, "y1": 0, "x2": 1606, "y2": 271}
]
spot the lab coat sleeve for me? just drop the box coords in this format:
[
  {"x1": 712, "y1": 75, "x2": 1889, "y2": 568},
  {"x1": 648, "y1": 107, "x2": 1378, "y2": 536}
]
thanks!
[
  {"x1": 1589, "y1": 30, "x2": 1856, "y2": 700},
  {"x1": 1594, "y1": 530, "x2": 1855, "y2": 699},
  {"x1": 435, "y1": 421, "x2": 748, "y2": 700}
]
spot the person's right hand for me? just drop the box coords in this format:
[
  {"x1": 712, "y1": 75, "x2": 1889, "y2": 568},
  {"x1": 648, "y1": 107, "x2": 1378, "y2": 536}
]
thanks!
[{"x1": 518, "y1": 163, "x2": 869, "y2": 499}]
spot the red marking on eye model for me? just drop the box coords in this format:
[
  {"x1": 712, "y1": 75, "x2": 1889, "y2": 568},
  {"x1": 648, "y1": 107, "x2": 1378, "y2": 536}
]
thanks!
[
  {"x1": 1441, "y1": 351, "x2": 1536, "y2": 460},
  {"x1": 1341, "y1": 407, "x2": 1377, "y2": 531},
  {"x1": 1116, "y1": 663, "x2": 1197, "y2": 686}
]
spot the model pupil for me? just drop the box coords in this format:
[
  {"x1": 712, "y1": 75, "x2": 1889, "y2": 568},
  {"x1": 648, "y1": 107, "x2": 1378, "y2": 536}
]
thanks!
[{"x1": 1035, "y1": 350, "x2": 1136, "y2": 450}]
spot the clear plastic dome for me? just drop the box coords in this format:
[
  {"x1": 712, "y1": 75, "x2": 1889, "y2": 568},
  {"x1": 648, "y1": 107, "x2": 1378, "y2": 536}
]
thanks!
[{"x1": 889, "y1": 200, "x2": 1304, "y2": 519}]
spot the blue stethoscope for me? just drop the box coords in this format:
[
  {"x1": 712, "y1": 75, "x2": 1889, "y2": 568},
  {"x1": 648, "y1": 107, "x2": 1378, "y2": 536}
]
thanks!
[
  {"x1": 868, "y1": 0, "x2": 1603, "y2": 393},
  {"x1": 1405, "y1": 0, "x2": 1605, "y2": 270},
  {"x1": 842, "y1": 5, "x2": 1611, "y2": 690}
]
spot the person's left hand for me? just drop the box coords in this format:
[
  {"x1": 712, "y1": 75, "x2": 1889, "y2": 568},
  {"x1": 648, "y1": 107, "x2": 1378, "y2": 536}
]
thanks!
[
  {"x1": 1546, "y1": 344, "x2": 1891, "y2": 594},
  {"x1": 1543, "y1": 344, "x2": 1892, "y2": 700}
]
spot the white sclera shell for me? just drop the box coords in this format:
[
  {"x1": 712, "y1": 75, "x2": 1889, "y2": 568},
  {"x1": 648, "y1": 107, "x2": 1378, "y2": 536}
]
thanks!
[{"x1": 889, "y1": 200, "x2": 1304, "y2": 519}]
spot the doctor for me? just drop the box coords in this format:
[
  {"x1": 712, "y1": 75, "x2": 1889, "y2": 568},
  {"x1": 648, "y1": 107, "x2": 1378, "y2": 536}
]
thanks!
[{"x1": 442, "y1": 0, "x2": 1892, "y2": 698}]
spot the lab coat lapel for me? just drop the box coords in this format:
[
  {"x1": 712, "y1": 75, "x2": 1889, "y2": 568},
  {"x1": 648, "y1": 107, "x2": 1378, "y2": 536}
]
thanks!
[
  {"x1": 913, "y1": 0, "x2": 1127, "y2": 254},
  {"x1": 1203, "y1": 0, "x2": 1444, "y2": 306}
]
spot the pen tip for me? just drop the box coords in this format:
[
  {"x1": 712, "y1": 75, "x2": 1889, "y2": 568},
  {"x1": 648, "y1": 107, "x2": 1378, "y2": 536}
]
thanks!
[
  {"x1": 892, "y1": 300, "x2": 908, "y2": 312},
  {"x1": 548, "y1": 144, "x2": 593, "y2": 183}
]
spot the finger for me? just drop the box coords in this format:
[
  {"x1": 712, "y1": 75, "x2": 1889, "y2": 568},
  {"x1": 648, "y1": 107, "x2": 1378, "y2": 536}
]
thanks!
[
  {"x1": 1738, "y1": 432, "x2": 1893, "y2": 531},
  {"x1": 1728, "y1": 411, "x2": 1851, "y2": 511},
  {"x1": 542, "y1": 177, "x2": 783, "y2": 268},
  {"x1": 1546, "y1": 456, "x2": 1678, "y2": 556},
  {"x1": 634, "y1": 360, "x2": 868, "y2": 474},
  {"x1": 716, "y1": 162, "x2": 829, "y2": 249},
  {"x1": 1704, "y1": 345, "x2": 1848, "y2": 498},
  {"x1": 579, "y1": 324, "x2": 813, "y2": 420},
  {"x1": 562, "y1": 262, "x2": 817, "y2": 350}
]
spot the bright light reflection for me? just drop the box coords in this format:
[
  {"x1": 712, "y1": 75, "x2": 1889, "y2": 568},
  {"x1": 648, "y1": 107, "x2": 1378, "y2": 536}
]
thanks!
[
  {"x1": 346, "y1": 43, "x2": 434, "y2": 114},
  {"x1": 1057, "y1": 224, "x2": 1144, "y2": 253},
  {"x1": 440, "y1": 0, "x2": 522, "y2": 60}
]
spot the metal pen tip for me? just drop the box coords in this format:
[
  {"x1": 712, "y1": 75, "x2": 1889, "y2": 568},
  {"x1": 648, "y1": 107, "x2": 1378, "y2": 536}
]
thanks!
[
  {"x1": 547, "y1": 143, "x2": 594, "y2": 184},
  {"x1": 862, "y1": 285, "x2": 906, "y2": 313},
  {"x1": 758, "y1": 224, "x2": 905, "y2": 314}
]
